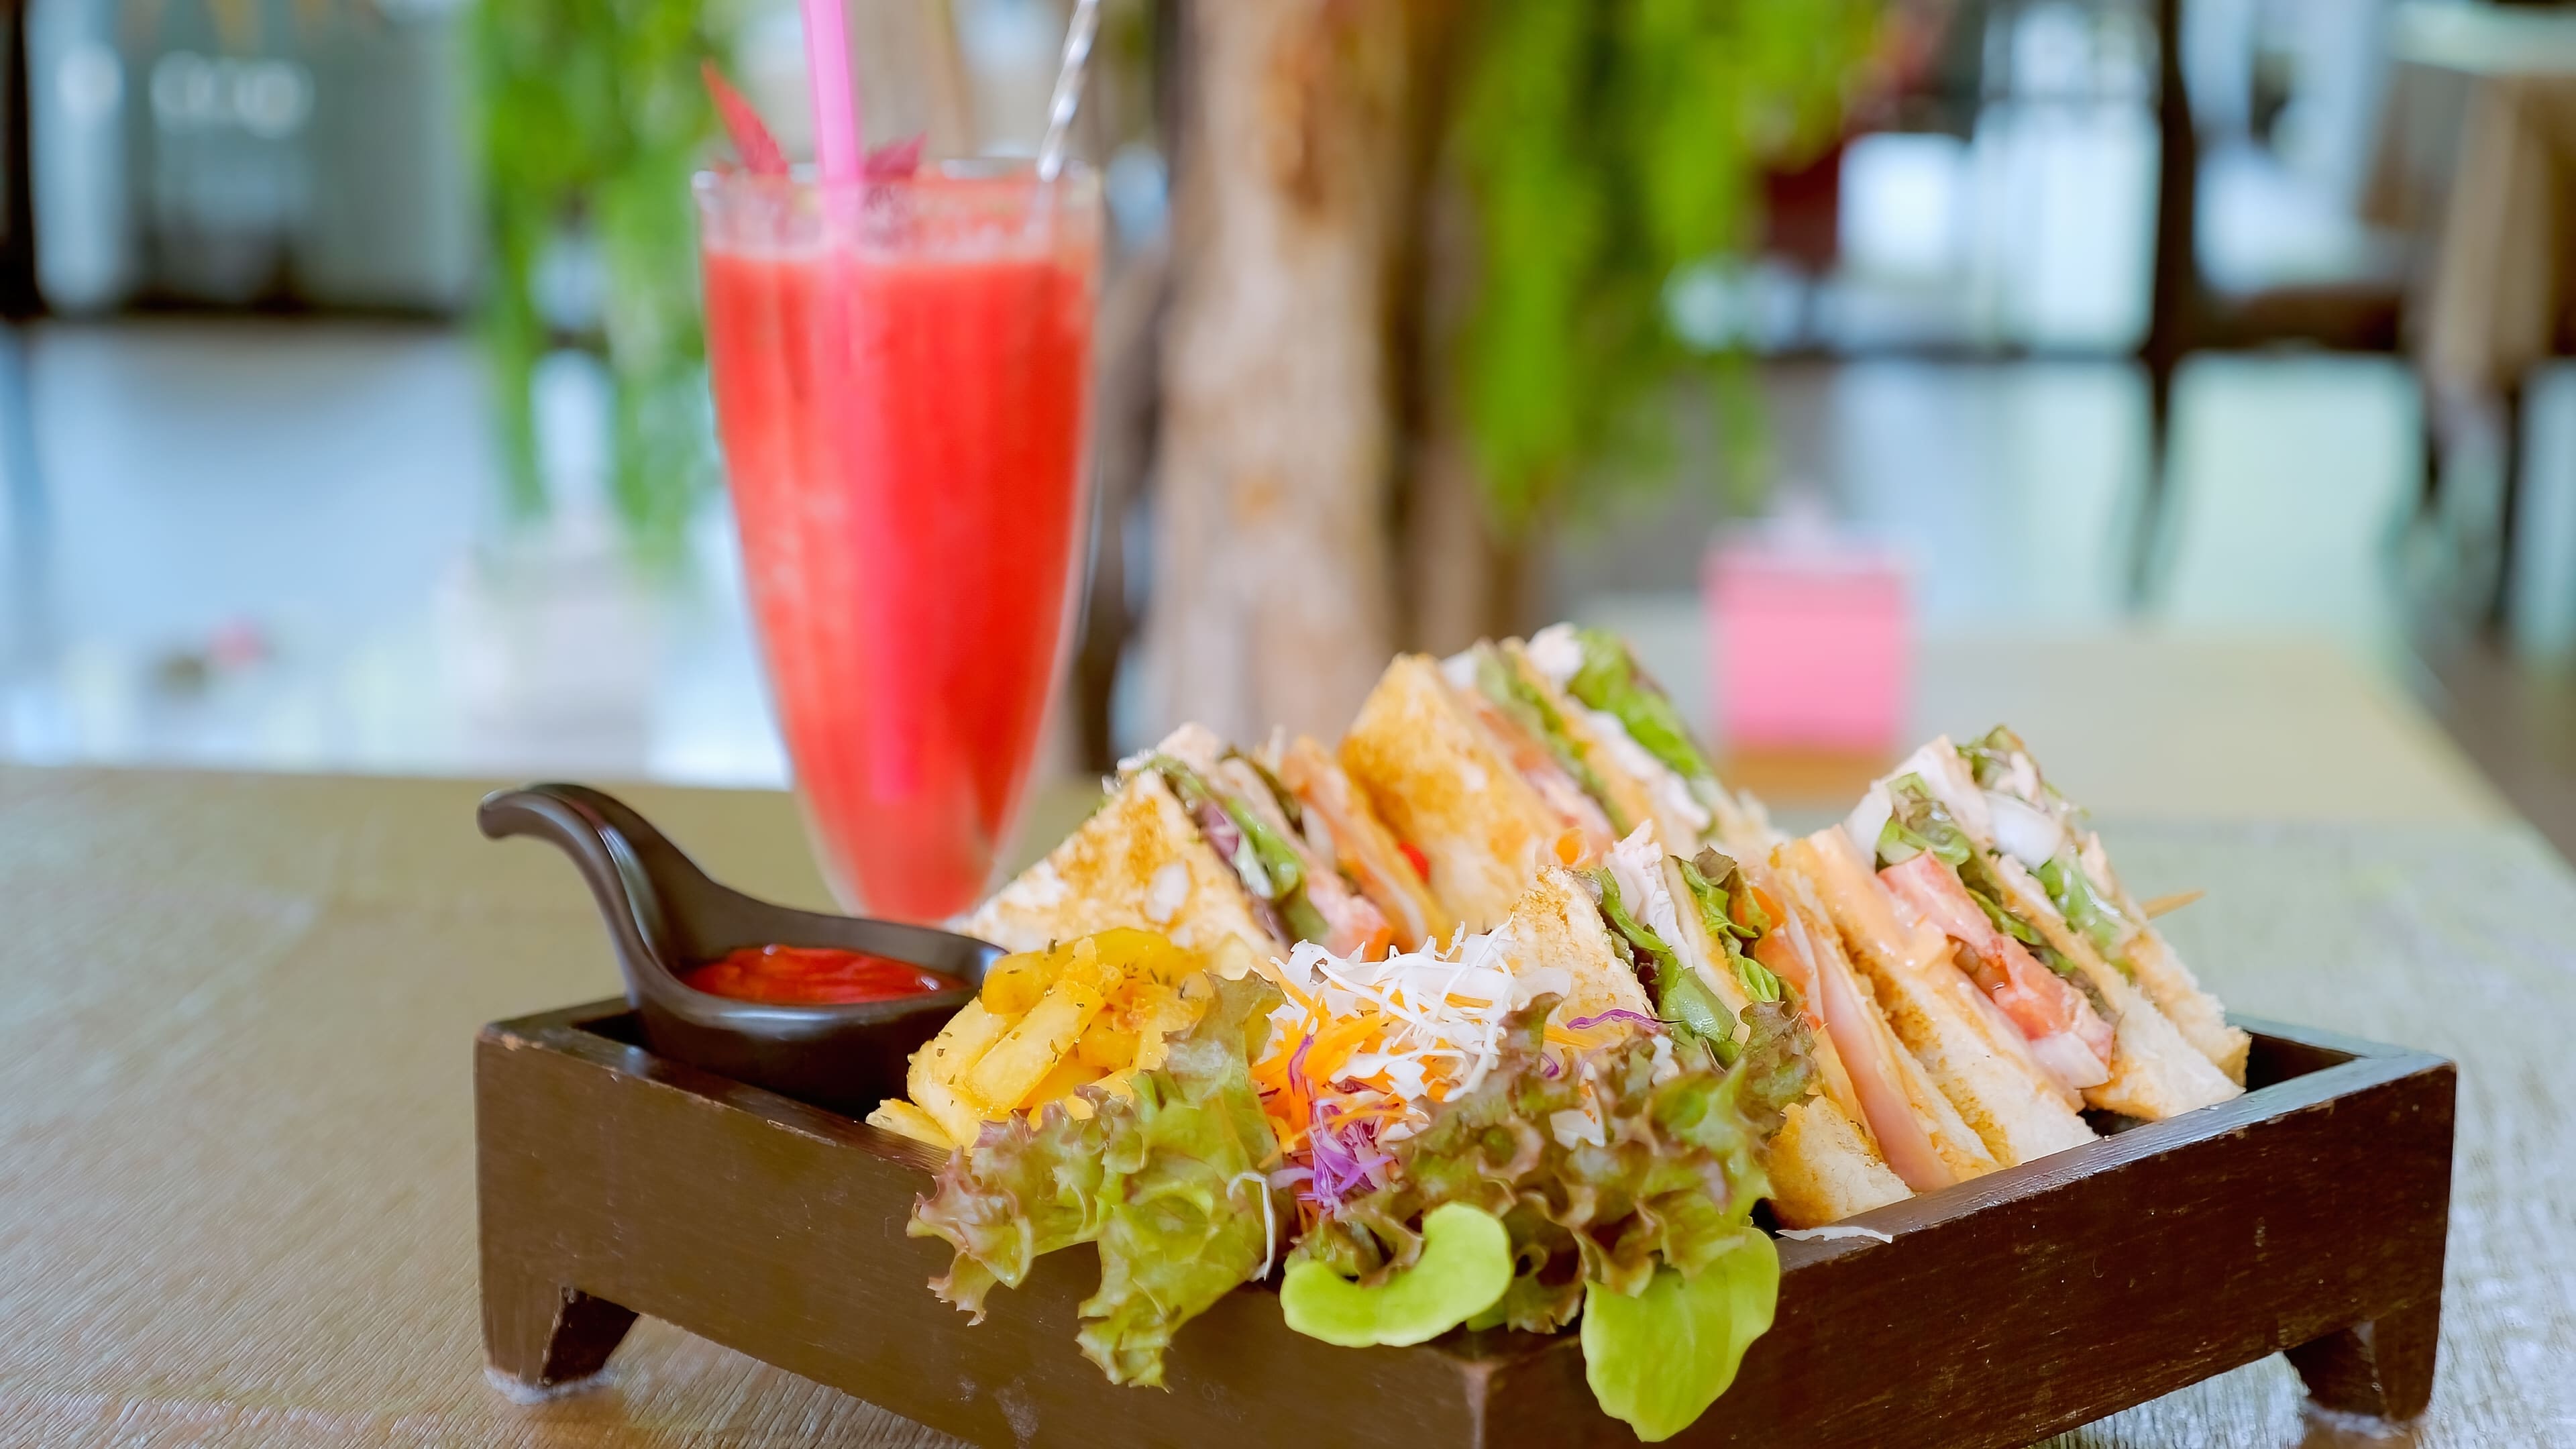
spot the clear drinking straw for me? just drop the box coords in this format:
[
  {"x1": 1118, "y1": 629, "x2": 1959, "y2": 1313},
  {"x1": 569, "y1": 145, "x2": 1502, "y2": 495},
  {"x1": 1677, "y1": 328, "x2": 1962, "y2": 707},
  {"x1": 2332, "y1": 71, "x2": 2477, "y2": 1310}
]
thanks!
[
  {"x1": 1035, "y1": 0, "x2": 1102, "y2": 183},
  {"x1": 802, "y1": 0, "x2": 863, "y2": 184}
]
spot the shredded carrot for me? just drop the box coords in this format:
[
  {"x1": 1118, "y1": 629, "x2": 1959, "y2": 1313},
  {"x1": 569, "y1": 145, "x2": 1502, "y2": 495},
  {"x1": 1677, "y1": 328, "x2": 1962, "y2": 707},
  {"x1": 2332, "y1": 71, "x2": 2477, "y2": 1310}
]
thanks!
[{"x1": 1553, "y1": 828, "x2": 1587, "y2": 867}]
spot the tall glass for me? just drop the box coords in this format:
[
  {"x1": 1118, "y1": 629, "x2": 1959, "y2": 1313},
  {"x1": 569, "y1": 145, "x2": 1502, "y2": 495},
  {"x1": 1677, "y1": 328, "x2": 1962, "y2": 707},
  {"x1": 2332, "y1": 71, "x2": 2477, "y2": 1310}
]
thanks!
[{"x1": 695, "y1": 164, "x2": 1100, "y2": 920}]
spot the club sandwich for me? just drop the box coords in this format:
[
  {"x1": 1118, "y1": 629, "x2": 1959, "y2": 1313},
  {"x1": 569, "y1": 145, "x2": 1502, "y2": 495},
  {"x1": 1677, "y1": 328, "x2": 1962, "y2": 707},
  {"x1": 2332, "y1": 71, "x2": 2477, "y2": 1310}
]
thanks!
[
  {"x1": 1955, "y1": 726, "x2": 2249, "y2": 1083},
  {"x1": 1839, "y1": 737, "x2": 2241, "y2": 1120},
  {"x1": 971, "y1": 724, "x2": 1423, "y2": 959}
]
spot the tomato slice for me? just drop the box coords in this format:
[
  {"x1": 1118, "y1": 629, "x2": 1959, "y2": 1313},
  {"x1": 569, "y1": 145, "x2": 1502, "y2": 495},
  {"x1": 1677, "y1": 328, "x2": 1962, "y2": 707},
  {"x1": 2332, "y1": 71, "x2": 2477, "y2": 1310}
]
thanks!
[{"x1": 1399, "y1": 840, "x2": 1431, "y2": 882}]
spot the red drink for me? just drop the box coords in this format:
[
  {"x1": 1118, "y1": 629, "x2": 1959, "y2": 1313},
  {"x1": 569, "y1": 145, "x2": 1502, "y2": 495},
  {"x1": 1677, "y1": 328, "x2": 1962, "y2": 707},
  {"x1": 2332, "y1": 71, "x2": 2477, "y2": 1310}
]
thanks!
[{"x1": 697, "y1": 166, "x2": 1099, "y2": 920}]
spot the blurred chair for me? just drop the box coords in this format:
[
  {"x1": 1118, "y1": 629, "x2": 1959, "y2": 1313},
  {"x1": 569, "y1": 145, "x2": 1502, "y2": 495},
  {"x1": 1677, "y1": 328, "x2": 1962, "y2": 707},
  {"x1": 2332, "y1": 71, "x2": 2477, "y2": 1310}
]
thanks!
[
  {"x1": 2139, "y1": 0, "x2": 2409, "y2": 596},
  {"x1": 2369, "y1": 1, "x2": 2576, "y2": 624}
]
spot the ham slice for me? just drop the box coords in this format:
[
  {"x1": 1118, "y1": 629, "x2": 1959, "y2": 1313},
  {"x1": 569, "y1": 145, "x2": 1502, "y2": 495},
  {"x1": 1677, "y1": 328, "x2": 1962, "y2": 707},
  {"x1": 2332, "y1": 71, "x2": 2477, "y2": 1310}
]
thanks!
[
  {"x1": 1277, "y1": 736, "x2": 1450, "y2": 951},
  {"x1": 1803, "y1": 912, "x2": 1955, "y2": 1193},
  {"x1": 1878, "y1": 853, "x2": 2112, "y2": 1089},
  {"x1": 1450, "y1": 684, "x2": 1617, "y2": 860}
]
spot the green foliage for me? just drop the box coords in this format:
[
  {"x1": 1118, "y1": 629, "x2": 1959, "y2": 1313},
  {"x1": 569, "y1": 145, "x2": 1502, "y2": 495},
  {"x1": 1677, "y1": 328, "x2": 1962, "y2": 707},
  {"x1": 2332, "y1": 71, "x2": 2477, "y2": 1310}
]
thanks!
[
  {"x1": 470, "y1": 0, "x2": 737, "y2": 553},
  {"x1": 1448, "y1": 0, "x2": 1879, "y2": 531}
]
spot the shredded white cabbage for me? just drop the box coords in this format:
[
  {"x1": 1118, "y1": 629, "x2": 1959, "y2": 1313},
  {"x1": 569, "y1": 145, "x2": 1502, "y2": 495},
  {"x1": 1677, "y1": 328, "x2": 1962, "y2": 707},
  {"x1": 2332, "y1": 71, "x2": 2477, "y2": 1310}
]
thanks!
[
  {"x1": 1777, "y1": 1224, "x2": 1894, "y2": 1244},
  {"x1": 1271, "y1": 924, "x2": 1530, "y2": 1129}
]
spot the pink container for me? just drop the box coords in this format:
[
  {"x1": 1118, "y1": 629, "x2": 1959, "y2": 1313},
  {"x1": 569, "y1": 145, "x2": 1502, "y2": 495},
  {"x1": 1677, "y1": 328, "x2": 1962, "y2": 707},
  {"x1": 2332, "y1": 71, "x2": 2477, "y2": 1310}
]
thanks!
[{"x1": 1705, "y1": 531, "x2": 1909, "y2": 753}]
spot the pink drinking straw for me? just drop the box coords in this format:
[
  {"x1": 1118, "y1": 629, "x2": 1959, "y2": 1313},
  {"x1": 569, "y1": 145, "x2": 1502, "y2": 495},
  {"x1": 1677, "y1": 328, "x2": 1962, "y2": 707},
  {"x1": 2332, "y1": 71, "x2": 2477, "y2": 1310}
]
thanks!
[{"x1": 800, "y1": 0, "x2": 862, "y2": 184}]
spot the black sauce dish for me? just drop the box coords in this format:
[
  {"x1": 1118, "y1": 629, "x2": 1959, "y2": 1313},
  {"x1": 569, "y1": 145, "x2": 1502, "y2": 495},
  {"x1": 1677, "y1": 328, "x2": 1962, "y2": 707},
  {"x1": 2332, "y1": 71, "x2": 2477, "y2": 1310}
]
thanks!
[{"x1": 476, "y1": 782, "x2": 1001, "y2": 1118}]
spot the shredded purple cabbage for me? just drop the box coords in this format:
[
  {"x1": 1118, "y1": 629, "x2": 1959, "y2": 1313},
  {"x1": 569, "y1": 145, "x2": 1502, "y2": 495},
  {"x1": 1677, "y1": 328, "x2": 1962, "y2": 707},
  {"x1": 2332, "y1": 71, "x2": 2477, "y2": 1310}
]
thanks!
[
  {"x1": 1305, "y1": 1100, "x2": 1395, "y2": 1212},
  {"x1": 1566, "y1": 1008, "x2": 1663, "y2": 1032}
]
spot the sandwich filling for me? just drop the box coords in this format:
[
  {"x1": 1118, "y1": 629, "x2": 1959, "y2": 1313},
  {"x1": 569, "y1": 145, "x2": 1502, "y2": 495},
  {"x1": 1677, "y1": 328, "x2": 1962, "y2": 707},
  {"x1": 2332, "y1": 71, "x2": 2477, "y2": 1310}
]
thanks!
[
  {"x1": 1134, "y1": 730, "x2": 1395, "y2": 957},
  {"x1": 1855, "y1": 769, "x2": 2115, "y2": 1093},
  {"x1": 1527, "y1": 623, "x2": 1723, "y2": 845},
  {"x1": 1957, "y1": 726, "x2": 2142, "y2": 975},
  {"x1": 1267, "y1": 734, "x2": 1454, "y2": 953},
  {"x1": 1440, "y1": 646, "x2": 1619, "y2": 863},
  {"x1": 1591, "y1": 826, "x2": 1799, "y2": 1077}
]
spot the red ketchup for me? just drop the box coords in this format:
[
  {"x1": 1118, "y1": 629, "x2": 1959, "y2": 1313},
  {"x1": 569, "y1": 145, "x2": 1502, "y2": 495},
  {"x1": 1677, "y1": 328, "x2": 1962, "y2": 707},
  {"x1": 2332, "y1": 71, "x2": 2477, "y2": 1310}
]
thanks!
[{"x1": 681, "y1": 945, "x2": 965, "y2": 1006}]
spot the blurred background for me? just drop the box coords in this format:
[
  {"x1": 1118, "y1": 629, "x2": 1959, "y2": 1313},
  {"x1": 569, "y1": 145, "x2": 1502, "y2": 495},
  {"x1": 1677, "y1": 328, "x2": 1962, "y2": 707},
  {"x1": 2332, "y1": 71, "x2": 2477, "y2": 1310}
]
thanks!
[{"x1": 1, "y1": 0, "x2": 2571, "y2": 855}]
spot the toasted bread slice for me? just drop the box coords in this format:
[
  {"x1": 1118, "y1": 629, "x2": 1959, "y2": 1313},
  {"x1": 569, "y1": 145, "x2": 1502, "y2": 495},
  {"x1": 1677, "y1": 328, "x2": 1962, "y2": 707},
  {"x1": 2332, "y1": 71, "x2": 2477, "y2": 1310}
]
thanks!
[
  {"x1": 1786, "y1": 829, "x2": 2097, "y2": 1167},
  {"x1": 2122, "y1": 924, "x2": 2251, "y2": 1084},
  {"x1": 1492, "y1": 865, "x2": 1655, "y2": 1030},
  {"x1": 1342, "y1": 654, "x2": 1563, "y2": 932},
  {"x1": 1768, "y1": 1097, "x2": 1913, "y2": 1228},
  {"x1": 965, "y1": 769, "x2": 1284, "y2": 960}
]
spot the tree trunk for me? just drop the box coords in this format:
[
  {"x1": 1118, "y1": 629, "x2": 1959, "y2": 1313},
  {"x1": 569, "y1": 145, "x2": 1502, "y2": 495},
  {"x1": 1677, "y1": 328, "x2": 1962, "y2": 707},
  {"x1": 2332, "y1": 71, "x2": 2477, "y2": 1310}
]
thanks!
[
  {"x1": 1145, "y1": 0, "x2": 1414, "y2": 745},
  {"x1": 1394, "y1": 164, "x2": 1530, "y2": 655}
]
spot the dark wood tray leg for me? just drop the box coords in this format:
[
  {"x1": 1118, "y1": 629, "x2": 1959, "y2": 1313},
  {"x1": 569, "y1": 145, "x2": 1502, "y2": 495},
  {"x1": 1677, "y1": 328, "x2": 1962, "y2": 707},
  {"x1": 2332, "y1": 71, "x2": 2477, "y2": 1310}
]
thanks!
[
  {"x1": 484, "y1": 1269, "x2": 637, "y2": 1393},
  {"x1": 2287, "y1": 1296, "x2": 2440, "y2": 1421}
]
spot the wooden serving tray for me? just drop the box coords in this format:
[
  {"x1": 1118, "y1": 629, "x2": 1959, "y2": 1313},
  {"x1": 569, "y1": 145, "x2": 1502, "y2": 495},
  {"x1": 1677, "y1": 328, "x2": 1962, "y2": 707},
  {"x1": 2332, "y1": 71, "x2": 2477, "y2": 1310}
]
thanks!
[{"x1": 477, "y1": 1003, "x2": 2453, "y2": 1448}]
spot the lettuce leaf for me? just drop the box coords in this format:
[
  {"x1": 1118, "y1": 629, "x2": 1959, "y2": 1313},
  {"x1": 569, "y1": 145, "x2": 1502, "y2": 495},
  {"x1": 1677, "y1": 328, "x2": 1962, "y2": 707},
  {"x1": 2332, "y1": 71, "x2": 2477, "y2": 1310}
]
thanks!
[
  {"x1": 1957, "y1": 724, "x2": 2026, "y2": 792},
  {"x1": 1676, "y1": 849, "x2": 1783, "y2": 1005},
  {"x1": 1145, "y1": 754, "x2": 1332, "y2": 945},
  {"x1": 1960, "y1": 723, "x2": 2081, "y2": 823},
  {"x1": 1592, "y1": 868, "x2": 1733, "y2": 1058},
  {"x1": 1292, "y1": 994, "x2": 1809, "y2": 1332},
  {"x1": 1582, "y1": 1236, "x2": 1778, "y2": 1442},
  {"x1": 1562, "y1": 627, "x2": 1714, "y2": 786},
  {"x1": 2037, "y1": 854, "x2": 2136, "y2": 979},
  {"x1": 908, "y1": 973, "x2": 1286, "y2": 1387}
]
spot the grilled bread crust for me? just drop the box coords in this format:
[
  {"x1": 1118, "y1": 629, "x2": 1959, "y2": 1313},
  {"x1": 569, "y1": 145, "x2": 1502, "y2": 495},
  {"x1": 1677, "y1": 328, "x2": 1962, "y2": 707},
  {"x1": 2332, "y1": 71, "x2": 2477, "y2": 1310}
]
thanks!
[
  {"x1": 965, "y1": 770, "x2": 1283, "y2": 961},
  {"x1": 1342, "y1": 655, "x2": 1564, "y2": 933}
]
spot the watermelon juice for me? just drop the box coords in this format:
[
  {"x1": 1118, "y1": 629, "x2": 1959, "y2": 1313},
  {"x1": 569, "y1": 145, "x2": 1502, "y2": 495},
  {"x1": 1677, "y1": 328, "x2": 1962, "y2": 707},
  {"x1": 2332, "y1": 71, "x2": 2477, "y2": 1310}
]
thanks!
[{"x1": 696, "y1": 166, "x2": 1099, "y2": 921}]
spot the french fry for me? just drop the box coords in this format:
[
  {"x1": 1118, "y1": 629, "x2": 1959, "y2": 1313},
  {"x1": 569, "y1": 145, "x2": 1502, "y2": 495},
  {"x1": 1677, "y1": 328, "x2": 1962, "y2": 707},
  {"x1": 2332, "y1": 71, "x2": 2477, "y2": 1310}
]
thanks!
[
  {"x1": 1090, "y1": 927, "x2": 1194, "y2": 985},
  {"x1": 978, "y1": 951, "x2": 1051, "y2": 1016},
  {"x1": 1023, "y1": 1053, "x2": 1105, "y2": 1112},
  {"x1": 910, "y1": 1073, "x2": 987, "y2": 1148},
  {"x1": 865, "y1": 1099, "x2": 954, "y2": 1150},
  {"x1": 1207, "y1": 937, "x2": 1260, "y2": 981},
  {"x1": 965, "y1": 977, "x2": 1106, "y2": 1109},
  {"x1": 1075, "y1": 1018, "x2": 1140, "y2": 1074},
  {"x1": 1055, "y1": 936, "x2": 1120, "y2": 996},
  {"x1": 908, "y1": 999, "x2": 1012, "y2": 1114}
]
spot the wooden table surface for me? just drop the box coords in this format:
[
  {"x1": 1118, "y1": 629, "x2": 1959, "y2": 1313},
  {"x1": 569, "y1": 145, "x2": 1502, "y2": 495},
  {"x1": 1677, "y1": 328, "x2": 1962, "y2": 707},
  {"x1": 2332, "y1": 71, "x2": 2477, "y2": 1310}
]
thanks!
[{"x1": 1, "y1": 761, "x2": 2568, "y2": 1447}]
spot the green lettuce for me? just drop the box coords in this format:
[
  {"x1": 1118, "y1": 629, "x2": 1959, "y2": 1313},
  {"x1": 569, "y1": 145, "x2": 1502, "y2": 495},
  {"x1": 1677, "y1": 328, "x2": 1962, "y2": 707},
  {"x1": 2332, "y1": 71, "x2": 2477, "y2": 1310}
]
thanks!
[
  {"x1": 1562, "y1": 627, "x2": 1714, "y2": 787},
  {"x1": 908, "y1": 973, "x2": 1285, "y2": 1387},
  {"x1": 1291, "y1": 996, "x2": 1808, "y2": 1436},
  {"x1": 1955, "y1": 733, "x2": 2137, "y2": 983},
  {"x1": 1960, "y1": 723, "x2": 2080, "y2": 822},
  {"x1": 1582, "y1": 1238, "x2": 1778, "y2": 1442},
  {"x1": 1473, "y1": 645, "x2": 1626, "y2": 833},
  {"x1": 1279, "y1": 1202, "x2": 1512, "y2": 1347},
  {"x1": 1676, "y1": 849, "x2": 1784, "y2": 1005},
  {"x1": 2037, "y1": 855, "x2": 2137, "y2": 978},
  {"x1": 1145, "y1": 754, "x2": 1332, "y2": 945},
  {"x1": 1592, "y1": 867, "x2": 1734, "y2": 1060},
  {"x1": 1293, "y1": 995, "x2": 1809, "y2": 1326}
]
